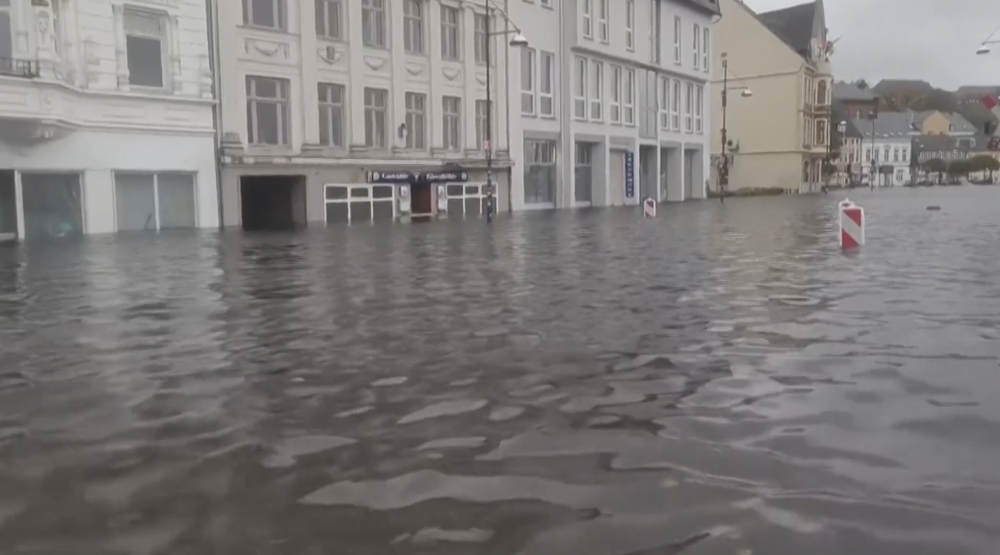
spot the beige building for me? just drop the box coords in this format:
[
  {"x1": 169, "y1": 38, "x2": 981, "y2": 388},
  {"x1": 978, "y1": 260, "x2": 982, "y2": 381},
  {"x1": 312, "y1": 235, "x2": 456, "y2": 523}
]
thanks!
[
  {"x1": 710, "y1": 0, "x2": 833, "y2": 193},
  {"x1": 211, "y1": 0, "x2": 514, "y2": 229}
]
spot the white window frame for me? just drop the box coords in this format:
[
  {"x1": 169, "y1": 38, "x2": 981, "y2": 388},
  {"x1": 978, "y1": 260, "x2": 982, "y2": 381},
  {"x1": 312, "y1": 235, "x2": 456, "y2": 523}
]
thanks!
[
  {"x1": 315, "y1": 0, "x2": 343, "y2": 41},
  {"x1": 702, "y1": 27, "x2": 710, "y2": 72},
  {"x1": 673, "y1": 16, "x2": 681, "y2": 65},
  {"x1": 574, "y1": 56, "x2": 588, "y2": 120},
  {"x1": 318, "y1": 82, "x2": 346, "y2": 148},
  {"x1": 625, "y1": 0, "x2": 635, "y2": 51},
  {"x1": 598, "y1": 0, "x2": 609, "y2": 43},
  {"x1": 113, "y1": 172, "x2": 199, "y2": 232},
  {"x1": 671, "y1": 79, "x2": 680, "y2": 130},
  {"x1": 363, "y1": 87, "x2": 388, "y2": 149},
  {"x1": 521, "y1": 47, "x2": 536, "y2": 115},
  {"x1": 659, "y1": 76, "x2": 670, "y2": 130},
  {"x1": 610, "y1": 66, "x2": 622, "y2": 124},
  {"x1": 246, "y1": 75, "x2": 290, "y2": 145},
  {"x1": 443, "y1": 95, "x2": 462, "y2": 151},
  {"x1": 324, "y1": 185, "x2": 396, "y2": 225},
  {"x1": 243, "y1": 0, "x2": 285, "y2": 30},
  {"x1": 582, "y1": 0, "x2": 593, "y2": 39},
  {"x1": 694, "y1": 85, "x2": 703, "y2": 133},
  {"x1": 404, "y1": 92, "x2": 426, "y2": 149},
  {"x1": 440, "y1": 4, "x2": 461, "y2": 61},
  {"x1": 475, "y1": 99, "x2": 491, "y2": 151},
  {"x1": 474, "y1": 12, "x2": 490, "y2": 64},
  {"x1": 539, "y1": 50, "x2": 555, "y2": 117},
  {"x1": 684, "y1": 82, "x2": 693, "y2": 132},
  {"x1": 362, "y1": 0, "x2": 386, "y2": 49},
  {"x1": 624, "y1": 69, "x2": 635, "y2": 126},
  {"x1": 403, "y1": 0, "x2": 424, "y2": 55},
  {"x1": 590, "y1": 60, "x2": 603, "y2": 121},
  {"x1": 693, "y1": 23, "x2": 700, "y2": 70},
  {"x1": 123, "y1": 9, "x2": 169, "y2": 89}
]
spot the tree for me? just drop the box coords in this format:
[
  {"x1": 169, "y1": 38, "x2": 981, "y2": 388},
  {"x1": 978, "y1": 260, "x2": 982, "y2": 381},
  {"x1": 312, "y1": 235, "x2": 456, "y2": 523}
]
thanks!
[
  {"x1": 969, "y1": 154, "x2": 1000, "y2": 180},
  {"x1": 923, "y1": 158, "x2": 947, "y2": 182},
  {"x1": 947, "y1": 159, "x2": 971, "y2": 179},
  {"x1": 854, "y1": 79, "x2": 869, "y2": 90}
]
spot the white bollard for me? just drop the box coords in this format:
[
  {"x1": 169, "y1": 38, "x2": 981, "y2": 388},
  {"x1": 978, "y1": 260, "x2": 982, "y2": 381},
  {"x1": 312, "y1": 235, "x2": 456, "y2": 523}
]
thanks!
[
  {"x1": 643, "y1": 197, "x2": 657, "y2": 218},
  {"x1": 838, "y1": 198, "x2": 864, "y2": 249}
]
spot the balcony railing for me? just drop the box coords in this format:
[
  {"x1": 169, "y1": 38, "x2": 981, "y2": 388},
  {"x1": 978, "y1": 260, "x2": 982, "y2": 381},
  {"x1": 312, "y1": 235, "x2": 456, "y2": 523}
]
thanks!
[{"x1": 0, "y1": 58, "x2": 40, "y2": 79}]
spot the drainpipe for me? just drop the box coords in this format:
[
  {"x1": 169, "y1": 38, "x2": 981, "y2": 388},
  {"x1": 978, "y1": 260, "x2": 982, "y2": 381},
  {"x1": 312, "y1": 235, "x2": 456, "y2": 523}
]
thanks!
[
  {"x1": 504, "y1": 0, "x2": 513, "y2": 214},
  {"x1": 205, "y1": 0, "x2": 224, "y2": 229}
]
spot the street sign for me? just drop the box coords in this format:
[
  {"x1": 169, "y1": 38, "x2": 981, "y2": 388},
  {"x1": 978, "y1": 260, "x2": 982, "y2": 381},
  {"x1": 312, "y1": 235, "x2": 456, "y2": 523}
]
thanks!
[{"x1": 625, "y1": 152, "x2": 635, "y2": 199}]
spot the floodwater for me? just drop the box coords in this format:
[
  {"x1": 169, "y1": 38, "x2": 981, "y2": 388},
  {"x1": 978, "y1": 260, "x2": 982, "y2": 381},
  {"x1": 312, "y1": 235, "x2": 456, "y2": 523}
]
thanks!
[{"x1": 2, "y1": 187, "x2": 1000, "y2": 554}]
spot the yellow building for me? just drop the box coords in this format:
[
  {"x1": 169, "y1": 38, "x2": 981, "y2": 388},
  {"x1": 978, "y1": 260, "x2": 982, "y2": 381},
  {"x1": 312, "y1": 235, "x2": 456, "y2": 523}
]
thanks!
[{"x1": 710, "y1": 0, "x2": 833, "y2": 193}]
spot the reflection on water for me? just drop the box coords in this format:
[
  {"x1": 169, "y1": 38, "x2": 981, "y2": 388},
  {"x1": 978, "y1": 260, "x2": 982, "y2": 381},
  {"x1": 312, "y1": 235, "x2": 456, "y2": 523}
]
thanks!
[{"x1": 2, "y1": 188, "x2": 1000, "y2": 554}]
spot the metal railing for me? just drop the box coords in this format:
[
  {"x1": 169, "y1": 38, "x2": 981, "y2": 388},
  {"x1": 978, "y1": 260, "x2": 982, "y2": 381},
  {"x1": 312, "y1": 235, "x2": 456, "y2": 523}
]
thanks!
[{"x1": 0, "y1": 58, "x2": 40, "y2": 79}]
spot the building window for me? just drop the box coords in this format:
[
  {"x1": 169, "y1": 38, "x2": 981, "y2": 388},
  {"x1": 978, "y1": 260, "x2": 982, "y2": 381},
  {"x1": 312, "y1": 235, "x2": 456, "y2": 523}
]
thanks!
[
  {"x1": 441, "y1": 5, "x2": 461, "y2": 60},
  {"x1": 575, "y1": 142, "x2": 593, "y2": 203},
  {"x1": 246, "y1": 76, "x2": 289, "y2": 145},
  {"x1": 524, "y1": 140, "x2": 557, "y2": 205},
  {"x1": 625, "y1": 0, "x2": 635, "y2": 50},
  {"x1": 694, "y1": 85, "x2": 703, "y2": 133},
  {"x1": 475, "y1": 99, "x2": 491, "y2": 151},
  {"x1": 816, "y1": 79, "x2": 827, "y2": 105},
  {"x1": 0, "y1": 0, "x2": 11, "y2": 68},
  {"x1": 892, "y1": 146, "x2": 899, "y2": 162},
  {"x1": 539, "y1": 51, "x2": 555, "y2": 117},
  {"x1": 816, "y1": 119, "x2": 826, "y2": 146},
  {"x1": 474, "y1": 13, "x2": 490, "y2": 64},
  {"x1": 403, "y1": 0, "x2": 424, "y2": 54},
  {"x1": 598, "y1": 0, "x2": 609, "y2": 42},
  {"x1": 673, "y1": 16, "x2": 681, "y2": 64},
  {"x1": 325, "y1": 185, "x2": 395, "y2": 224},
  {"x1": 574, "y1": 56, "x2": 587, "y2": 120},
  {"x1": 362, "y1": 0, "x2": 386, "y2": 48},
  {"x1": 243, "y1": 0, "x2": 285, "y2": 29},
  {"x1": 443, "y1": 95, "x2": 461, "y2": 151},
  {"x1": 624, "y1": 69, "x2": 635, "y2": 125},
  {"x1": 315, "y1": 0, "x2": 343, "y2": 40},
  {"x1": 610, "y1": 66, "x2": 622, "y2": 123},
  {"x1": 582, "y1": 0, "x2": 592, "y2": 39},
  {"x1": 883, "y1": 146, "x2": 890, "y2": 161},
  {"x1": 114, "y1": 172, "x2": 197, "y2": 231},
  {"x1": 902, "y1": 148, "x2": 908, "y2": 162},
  {"x1": 404, "y1": 92, "x2": 426, "y2": 149},
  {"x1": 649, "y1": 0, "x2": 660, "y2": 63},
  {"x1": 671, "y1": 79, "x2": 680, "y2": 130},
  {"x1": 124, "y1": 10, "x2": 167, "y2": 88},
  {"x1": 684, "y1": 82, "x2": 693, "y2": 132},
  {"x1": 702, "y1": 27, "x2": 710, "y2": 72},
  {"x1": 318, "y1": 82, "x2": 345, "y2": 148},
  {"x1": 521, "y1": 48, "x2": 535, "y2": 115},
  {"x1": 364, "y1": 87, "x2": 388, "y2": 148},
  {"x1": 865, "y1": 147, "x2": 871, "y2": 162},
  {"x1": 659, "y1": 76, "x2": 670, "y2": 129},
  {"x1": 591, "y1": 60, "x2": 603, "y2": 121},
  {"x1": 692, "y1": 23, "x2": 700, "y2": 70},
  {"x1": 446, "y1": 183, "x2": 487, "y2": 217}
]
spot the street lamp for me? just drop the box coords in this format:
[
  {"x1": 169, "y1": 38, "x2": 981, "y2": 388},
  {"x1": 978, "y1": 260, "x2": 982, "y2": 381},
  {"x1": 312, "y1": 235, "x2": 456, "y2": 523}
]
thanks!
[
  {"x1": 836, "y1": 120, "x2": 847, "y2": 186},
  {"x1": 719, "y1": 54, "x2": 753, "y2": 202},
  {"x1": 866, "y1": 98, "x2": 879, "y2": 189},
  {"x1": 976, "y1": 39, "x2": 1000, "y2": 55},
  {"x1": 483, "y1": 0, "x2": 528, "y2": 223}
]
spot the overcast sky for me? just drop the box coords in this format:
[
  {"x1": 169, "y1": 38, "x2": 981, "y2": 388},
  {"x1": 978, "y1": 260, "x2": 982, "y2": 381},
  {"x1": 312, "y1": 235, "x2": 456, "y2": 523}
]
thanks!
[{"x1": 742, "y1": 0, "x2": 1000, "y2": 90}]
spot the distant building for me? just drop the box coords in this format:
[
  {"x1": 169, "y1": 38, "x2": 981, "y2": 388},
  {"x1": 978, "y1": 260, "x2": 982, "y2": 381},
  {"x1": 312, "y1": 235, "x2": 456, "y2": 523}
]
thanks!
[
  {"x1": 912, "y1": 134, "x2": 999, "y2": 182},
  {"x1": 833, "y1": 81, "x2": 877, "y2": 120},
  {"x1": 852, "y1": 112, "x2": 915, "y2": 186},
  {"x1": 910, "y1": 111, "x2": 976, "y2": 136},
  {"x1": 710, "y1": 0, "x2": 833, "y2": 194},
  {"x1": 955, "y1": 85, "x2": 1000, "y2": 105}
]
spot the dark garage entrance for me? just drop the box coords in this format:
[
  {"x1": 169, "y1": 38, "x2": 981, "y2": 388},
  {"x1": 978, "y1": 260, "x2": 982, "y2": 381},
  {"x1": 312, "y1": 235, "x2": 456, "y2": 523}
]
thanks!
[{"x1": 240, "y1": 175, "x2": 307, "y2": 231}]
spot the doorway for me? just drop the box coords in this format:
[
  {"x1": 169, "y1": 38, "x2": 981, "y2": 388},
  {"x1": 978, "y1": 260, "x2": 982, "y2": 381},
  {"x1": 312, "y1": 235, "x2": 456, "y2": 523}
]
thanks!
[
  {"x1": 411, "y1": 182, "x2": 432, "y2": 217},
  {"x1": 609, "y1": 150, "x2": 626, "y2": 206},
  {"x1": 240, "y1": 175, "x2": 307, "y2": 231},
  {"x1": 21, "y1": 173, "x2": 84, "y2": 240},
  {"x1": 0, "y1": 171, "x2": 15, "y2": 241}
]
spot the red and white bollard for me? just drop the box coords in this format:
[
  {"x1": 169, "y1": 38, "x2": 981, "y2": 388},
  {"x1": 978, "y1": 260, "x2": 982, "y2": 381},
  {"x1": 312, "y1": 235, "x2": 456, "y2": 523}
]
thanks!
[
  {"x1": 643, "y1": 197, "x2": 657, "y2": 218},
  {"x1": 839, "y1": 198, "x2": 864, "y2": 249}
]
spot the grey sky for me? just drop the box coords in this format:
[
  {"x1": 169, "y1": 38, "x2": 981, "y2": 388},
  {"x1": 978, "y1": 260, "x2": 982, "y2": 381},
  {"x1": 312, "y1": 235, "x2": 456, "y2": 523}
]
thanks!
[{"x1": 742, "y1": 0, "x2": 1000, "y2": 90}]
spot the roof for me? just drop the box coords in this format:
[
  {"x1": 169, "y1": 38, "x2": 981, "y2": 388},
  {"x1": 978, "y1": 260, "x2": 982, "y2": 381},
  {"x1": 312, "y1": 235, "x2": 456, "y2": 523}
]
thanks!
[
  {"x1": 851, "y1": 112, "x2": 919, "y2": 139},
  {"x1": 678, "y1": 0, "x2": 721, "y2": 16},
  {"x1": 910, "y1": 111, "x2": 977, "y2": 134},
  {"x1": 833, "y1": 81, "x2": 876, "y2": 102},
  {"x1": 913, "y1": 134, "x2": 991, "y2": 154},
  {"x1": 955, "y1": 85, "x2": 1000, "y2": 97},
  {"x1": 756, "y1": 1, "x2": 818, "y2": 57}
]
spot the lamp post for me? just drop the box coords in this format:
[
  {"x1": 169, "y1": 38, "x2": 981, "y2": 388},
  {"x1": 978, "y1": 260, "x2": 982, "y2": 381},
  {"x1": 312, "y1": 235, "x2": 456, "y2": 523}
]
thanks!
[
  {"x1": 719, "y1": 54, "x2": 752, "y2": 202},
  {"x1": 866, "y1": 99, "x2": 878, "y2": 189},
  {"x1": 836, "y1": 120, "x2": 847, "y2": 186},
  {"x1": 483, "y1": 0, "x2": 528, "y2": 223}
]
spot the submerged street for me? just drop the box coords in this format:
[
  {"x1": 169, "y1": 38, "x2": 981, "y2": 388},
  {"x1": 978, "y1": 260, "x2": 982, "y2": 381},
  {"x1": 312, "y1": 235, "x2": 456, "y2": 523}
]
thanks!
[{"x1": 2, "y1": 188, "x2": 1000, "y2": 554}]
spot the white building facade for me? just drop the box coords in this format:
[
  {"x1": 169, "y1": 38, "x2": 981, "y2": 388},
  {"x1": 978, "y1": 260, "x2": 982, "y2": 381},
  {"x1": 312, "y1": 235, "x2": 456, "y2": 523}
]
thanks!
[
  {"x1": 507, "y1": 0, "x2": 717, "y2": 210},
  {"x1": 853, "y1": 113, "x2": 913, "y2": 187},
  {"x1": 214, "y1": 0, "x2": 513, "y2": 228},
  {"x1": 0, "y1": 0, "x2": 218, "y2": 242}
]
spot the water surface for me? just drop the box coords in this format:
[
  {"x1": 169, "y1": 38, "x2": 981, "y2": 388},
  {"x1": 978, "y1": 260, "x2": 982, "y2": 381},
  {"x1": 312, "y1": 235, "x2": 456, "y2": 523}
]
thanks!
[{"x1": 2, "y1": 187, "x2": 999, "y2": 554}]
